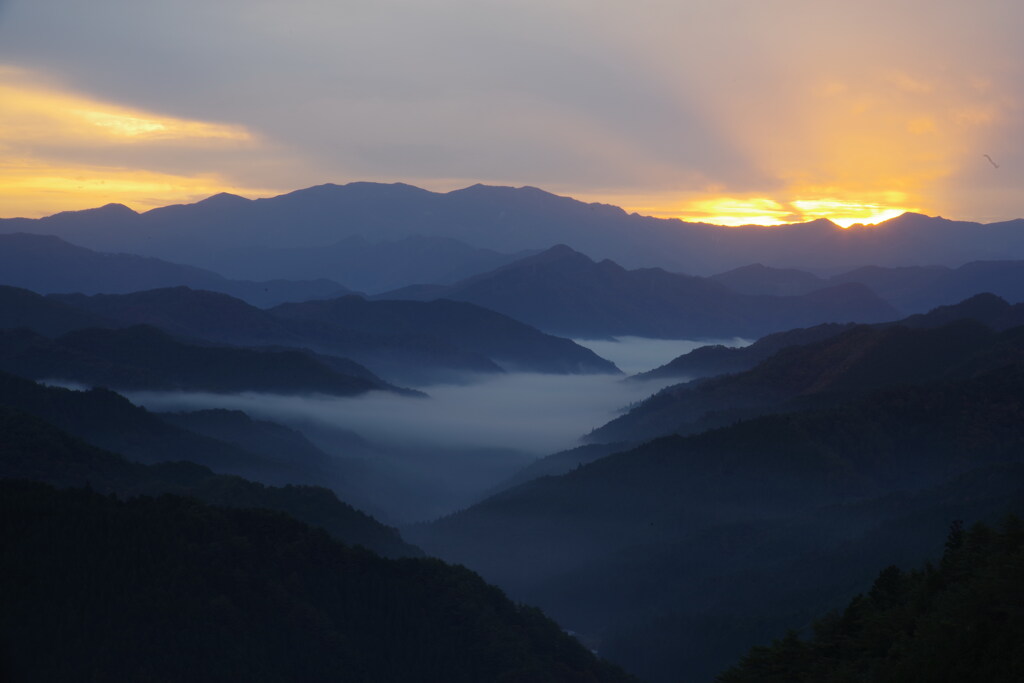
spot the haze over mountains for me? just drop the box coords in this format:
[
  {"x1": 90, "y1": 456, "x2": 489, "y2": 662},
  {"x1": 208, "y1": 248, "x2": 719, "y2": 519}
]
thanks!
[
  {"x1": 379, "y1": 244, "x2": 899, "y2": 338},
  {"x1": 3, "y1": 181, "x2": 1024, "y2": 682},
  {"x1": 3, "y1": 183, "x2": 1024, "y2": 286},
  {"x1": 0, "y1": 232, "x2": 352, "y2": 307},
  {"x1": 412, "y1": 298, "x2": 1024, "y2": 681}
]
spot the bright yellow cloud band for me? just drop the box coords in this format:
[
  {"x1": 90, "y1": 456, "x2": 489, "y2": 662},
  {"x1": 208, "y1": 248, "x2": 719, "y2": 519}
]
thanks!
[
  {"x1": 0, "y1": 66, "x2": 252, "y2": 144},
  {"x1": 0, "y1": 66, "x2": 276, "y2": 217}
]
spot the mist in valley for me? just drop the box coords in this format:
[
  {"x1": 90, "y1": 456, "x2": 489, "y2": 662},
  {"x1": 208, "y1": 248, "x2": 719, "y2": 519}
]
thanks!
[{"x1": 124, "y1": 337, "x2": 738, "y2": 523}]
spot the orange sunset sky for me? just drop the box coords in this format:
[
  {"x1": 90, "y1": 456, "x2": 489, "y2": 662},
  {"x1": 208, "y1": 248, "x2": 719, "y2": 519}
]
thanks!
[{"x1": 0, "y1": 0, "x2": 1020, "y2": 227}]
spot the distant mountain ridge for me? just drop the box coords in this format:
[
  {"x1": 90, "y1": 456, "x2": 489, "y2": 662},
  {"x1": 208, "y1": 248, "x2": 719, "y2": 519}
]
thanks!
[
  {"x1": 633, "y1": 292, "x2": 1024, "y2": 384},
  {"x1": 3, "y1": 183, "x2": 1023, "y2": 278},
  {"x1": 592, "y1": 295, "x2": 1024, "y2": 444},
  {"x1": 0, "y1": 324, "x2": 396, "y2": 397},
  {"x1": 712, "y1": 259, "x2": 1024, "y2": 314},
  {"x1": 5, "y1": 285, "x2": 618, "y2": 385},
  {"x1": 378, "y1": 244, "x2": 899, "y2": 339},
  {"x1": 0, "y1": 406, "x2": 418, "y2": 558},
  {"x1": 0, "y1": 232, "x2": 352, "y2": 306}
]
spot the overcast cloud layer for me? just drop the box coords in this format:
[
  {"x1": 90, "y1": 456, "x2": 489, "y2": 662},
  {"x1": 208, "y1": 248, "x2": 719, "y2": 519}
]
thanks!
[{"x1": 0, "y1": 0, "x2": 1021, "y2": 222}]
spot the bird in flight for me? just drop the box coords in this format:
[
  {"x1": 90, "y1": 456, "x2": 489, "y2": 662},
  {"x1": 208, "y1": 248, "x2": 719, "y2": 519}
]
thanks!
[{"x1": 984, "y1": 154, "x2": 999, "y2": 169}]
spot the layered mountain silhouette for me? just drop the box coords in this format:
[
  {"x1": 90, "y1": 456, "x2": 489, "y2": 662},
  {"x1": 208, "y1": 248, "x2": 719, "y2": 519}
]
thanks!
[
  {"x1": 0, "y1": 407, "x2": 416, "y2": 558},
  {"x1": 0, "y1": 480, "x2": 633, "y2": 682},
  {"x1": 0, "y1": 368, "x2": 437, "y2": 522},
  {"x1": 378, "y1": 244, "x2": 899, "y2": 338},
  {"x1": 47, "y1": 286, "x2": 617, "y2": 384},
  {"x1": 592, "y1": 297, "x2": 1024, "y2": 444},
  {"x1": 0, "y1": 232, "x2": 352, "y2": 306},
  {"x1": 0, "y1": 324, "x2": 394, "y2": 396},
  {"x1": 0, "y1": 369, "x2": 347, "y2": 487},
  {"x1": 205, "y1": 234, "x2": 532, "y2": 293},
  {"x1": 270, "y1": 295, "x2": 618, "y2": 376},
  {"x1": 0, "y1": 285, "x2": 109, "y2": 336},
  {"x1": 411, "y1": 353, "x2": 1024, "y2": 682},
  {"x1": 713, "y1": 259, "x2": 1024, "y2": 314},
  {"x1": 4, "y1": 184, "x2": 1024, "y2": 279}
]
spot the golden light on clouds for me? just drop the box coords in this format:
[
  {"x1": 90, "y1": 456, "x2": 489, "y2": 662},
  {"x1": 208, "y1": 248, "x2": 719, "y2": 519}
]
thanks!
[
  {"x1": 0, "y1": 67, "x2": 253, "y2": 145},
  {"x1": 0, "y1": 66, "x2": 274, "y2": 217},
  {"x1": 611, "y1": 193, "x2": 915, "y2": 229},
  {"x1": 0, "y1": 158, "x2": 278, "y2": 217}
]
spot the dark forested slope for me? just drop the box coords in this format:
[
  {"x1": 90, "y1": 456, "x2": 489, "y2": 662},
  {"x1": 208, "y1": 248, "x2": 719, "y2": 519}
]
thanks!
[
  {"x1": 0, "y1": 480, "x2": 634, "y2": 683},
  {"x1": 0, "y1": 325, "x2": 389, "y2": 396},
  {"x1": 716, "y1": 517, "x2": 1024, "y2": 683},
  {"x1": 0, "y1": 407, "x2": 416, "y2": 558},
  {"x1": 413, "y1": 366, "x2": 1024, "y2": 681}
]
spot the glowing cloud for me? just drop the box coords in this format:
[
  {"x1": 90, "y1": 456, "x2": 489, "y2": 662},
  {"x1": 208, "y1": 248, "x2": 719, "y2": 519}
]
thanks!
[{"x1": 0, "y1": 66, "x2": 277, "y2": 217}]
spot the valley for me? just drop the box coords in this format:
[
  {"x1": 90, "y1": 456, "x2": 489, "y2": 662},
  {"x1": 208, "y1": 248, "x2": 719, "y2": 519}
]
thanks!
[{"x1": 2, "y1": 186, "x2": 1023, "y2": 682}]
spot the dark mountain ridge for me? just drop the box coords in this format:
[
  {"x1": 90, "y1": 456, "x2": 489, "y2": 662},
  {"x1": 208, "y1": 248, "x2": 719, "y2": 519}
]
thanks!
[
  {"x1": 633, "y1": 293, "x2": 1024, "y2": 385},
  {"x1": 0, "y1": 232, "x2": 351, "y2": 306},
  {"x1": 44, "y1": 286, "x2": 618, "y2": 384},
  {"x1": 377, "y1": 244, "x2": 899, "y2": 339},
  {"x1": 0, "y1": 407, "x2": 417, "y2": 558},
  {"x1": 4, "y1": 182, "x2": 1024, "y2": 278},
  {"x1": 0, "y1": 324, "x2": 391, "y2": 396},
  {"x1": 0, "y1": 480, "x2": 633, "y2": 682},
  {"x1": 593, "y1": 316, "x2": 1024, "y2": 445},
  {"x1": 711, "y1": 259, "x2": 1024, "y2": 314},
  {"x1": 270, "y1": 295, "x2": 619, "y2": 376},
  {"x1": 411, "y1": 365, "x2": 1024, "y2": 682}
]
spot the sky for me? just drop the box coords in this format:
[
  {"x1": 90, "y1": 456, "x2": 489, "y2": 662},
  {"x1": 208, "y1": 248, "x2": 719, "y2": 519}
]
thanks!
[{"x1": 0, "y1": 0, "x2": 1021, "y2": 226}]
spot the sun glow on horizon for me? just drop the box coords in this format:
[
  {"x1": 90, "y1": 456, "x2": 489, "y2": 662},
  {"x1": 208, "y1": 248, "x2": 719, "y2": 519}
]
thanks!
[{"x1": 614, "y1": 192, "x2": 917, "y2": 229}]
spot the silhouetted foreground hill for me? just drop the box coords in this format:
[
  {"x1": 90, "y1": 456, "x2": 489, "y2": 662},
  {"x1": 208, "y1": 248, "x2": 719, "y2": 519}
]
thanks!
[
  {"x1": 0, "y1": 480, "x2": 634, "y2": 683},
  {"x1": 0, "y1": 232, "x2": 352, "y2": 306},
  {"x1": 0, "y1": 407, "x2": 416, "y2": 558},
  {"x1": 717, "y1": 517, "x2": 1024, "y2": 683},
  {"x1": 4, "y1": 183, "x2": 1023, "y2": 276},
  {"x1": 379, "y1": 244, "x2": 898, "y2": 339}
]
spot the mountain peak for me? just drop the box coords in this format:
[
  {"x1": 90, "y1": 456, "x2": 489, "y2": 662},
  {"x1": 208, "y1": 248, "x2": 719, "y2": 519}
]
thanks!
[
  {"x1": 48, "y1": 203, "x2": 138, "y2": 220},
  {"x1": 519, "y1": 243, "x2": 594, "y2": 266},
  {"x1": 196, "y1": 192, "x2": 249, "y2": 207}
]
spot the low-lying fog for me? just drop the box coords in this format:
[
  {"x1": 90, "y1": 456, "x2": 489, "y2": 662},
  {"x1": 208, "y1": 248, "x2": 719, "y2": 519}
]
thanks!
[{"x1": 124, "y1": 336, "x2": 748, "y2": 523}]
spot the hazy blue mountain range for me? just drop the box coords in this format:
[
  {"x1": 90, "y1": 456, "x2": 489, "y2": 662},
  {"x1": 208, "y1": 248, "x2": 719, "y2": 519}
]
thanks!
[
  {"x1": 591, "y1": 312, "x2": 1024, "y2": 445},
  {"x1": 3, "y1": 183, "x2": 1023, "y2": 277},
  {"x1": 46, "y1": 286, "x2": 617, "y2": 384},
  {"x1": 0, "y1": 407, "x2": 417, "y2": 558},
  {"x1": 629, "y1": 293, "x2": 1024, "y2": 385},
  {"x1": 0, "y1": 368, "x2": 429, "y2": 521},
  {"x1": 632, "y1": 323, "x2": 857, "y2": 383},
  {"x1": 0, "y1": 284, "x2": 110, "y2": 336},
  {"x1": 713, "y1": 259, "x2": 1024, "y2": 314},
  {"x1": 203, "y1": 234, "x2": 533, "y2": 293},
  {"x1": 0, "y1": 369, "x2": 350, "y2": 489},
  {"x1": 0, "y1": 232, "x2": 352, "y2": 307},
  {"x1": 269, "y1": 295, "x2": 619, "y2": 376},
  {"x1": 378, "y1": 244, "x2": 899, "y2": 338},
  {"x1": 0, "y1": 324, "x2": 396, "y2": 397},
  {"x1": 410, "y1": 363, "x2": 1024, "y2": 682}
]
